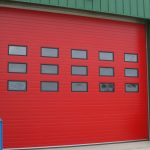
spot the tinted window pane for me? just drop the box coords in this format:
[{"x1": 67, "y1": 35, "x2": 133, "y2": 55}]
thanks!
[
  {"x1": 125, "y1": 54, "x2": 138, "y2": 62},
  {"x1": 9, "y1": 63, "x2": 27, "y2": 73},
  {"x1": 99, "y1": 52, "x2": 114, "y2": 61},
  {"x1": 72, "y1": 82, "x2": 88, "y2": 92},
  {"x1": 125, "y1": 68, "x2": 138, "y2": 77},
  {"x1": 41, "y1": 48, "x2": 58, "y2": 57},
  {"x1": 8, "y1": 81, "x2": 26, "y2": 91},
  {"x1": 126, "y1": 84, "x2": 139, "y2": 92},
  {"x1": 72, "y1": 50, "x2": 87, "y2": 59},
  {"x1": 41, "y1": 82, "x2": 58, "y2": 91},
  {"x1": 41, "y1": 64, "x2": 58, "y2": 74},
  {"x1": 72, "y1": 66, "x2": 87, "y2": 75},
  {"x1": 100, "y1": 83, "x2": 114, "y2": 92},
  {"x1": 9, "y1": 46, "x2": 27, "y2": 56},
  {"x1": 99, "y1": 67, "x2": 114, "y2": 76}
]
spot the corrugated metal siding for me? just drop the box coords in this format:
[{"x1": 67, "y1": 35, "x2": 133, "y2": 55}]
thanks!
[{"x1": 10, "y1": 0, "x2": 150, "y2": 19}]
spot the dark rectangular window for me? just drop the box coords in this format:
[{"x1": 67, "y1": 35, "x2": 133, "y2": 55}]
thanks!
[
  {"x1": 41, "y1": 64, "x2": 58, "y2": 74},
  {"x1": 41, "y1": 81, "x2": 58, "y2": 92},
  {"x1": 8, "y1": 45, "x2": 27, "y2": 56},
  {"x1": 41, "y1": 47, "x2": 59, "y2": 57},
  {"x1": 8, "y1": 62, "x2": 27, "y2": 73},
  {"x1": 72, "y1": 66, "x2": 88, "y2": 76},
  {"x1": 71, "y1": 50, "x2": 87, "y2": 59},
  {"x1": 125, "y1": 83, "x2": 139, "y2": 92},
  {"x1": 100, "y1": 83, "x2": 115, "y2": 92},
  {"x1": 8, "y1": 81, "x2": 27, "y2": 91},
  {"x1": 125, "y1": 53, "x2": 138, "y2": 62},
  {"x1": 99, "y1": 51, "x2": 114, "y2": 61},
  {"x1": 99, "y1": 67, "x2": 114, "y2": 76},
  {"x1": 72, "y1": 82, "x2": 88, "y2": 92},
  {"x1": 125, "y1": 68, "x2": 138, "y2": 77}
]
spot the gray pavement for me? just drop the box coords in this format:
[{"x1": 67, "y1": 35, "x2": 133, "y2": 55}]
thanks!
[{"x1": 39, "y1": 141, "x2": 150, "y2": 150}]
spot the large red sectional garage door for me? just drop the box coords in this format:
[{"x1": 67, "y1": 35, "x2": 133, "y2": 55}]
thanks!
[{"x1": 0, "y1": 7, "x2": 148, "y2": 149}]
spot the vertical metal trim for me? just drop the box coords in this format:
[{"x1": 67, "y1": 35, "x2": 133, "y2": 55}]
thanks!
[
  {"x1": 143, "y1": 0, "x2": 145, "y2": 18},
  {"x1": 122, "y1": 0, "x2": 125, "y2": 15},
  {"x1": 129, "y1": 0, "x2": 132, "y2": 16},
  {"x1": 0, "y1": 119, "x2": 2, "y2": 150},
  {"x1": 146, "y1": 22, "x2": 150, "y2": 140},
  {"x1": 108, "y1": 0, "x2": 110, "y2": 13},
  {"x1": 83, "y1": 0, "x2": 86, "y2": 9}
]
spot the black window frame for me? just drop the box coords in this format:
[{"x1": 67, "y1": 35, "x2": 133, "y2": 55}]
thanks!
[
  {"x1": 71, "y1": 82, "x2": 88, "y2": 92},
  {"x1": 124, "y1": 53, "x2": 138, "y2": 63},
  {"x1": 8, "y1": 45, "x2": 28, "y2": 56},
  {"x1": 7, "y1": 80, "x2": 27, "y2": 92},
  {"x1": 41, "y1": 47, "x2": 59, "y2": 58},
  {"x1": 124, "y1": 68, "x2": 139, "y2": 77},
  {"x1": 125, "y1": 83, "x2": 139, "y2": 93},
  {"x1": 40, "y1": 64, "x2": 59, "y2": 75},
  {"x1": 71, "y1": 49, "x2": 88, "y2": 60},
  {"x1": 99, "y1": 67, "x2": 114, "y2": 76},
  {"x1": 71, "y1": 65, "x2": 88, "y2": 76},
  {"x1": 40, "y1": 81, "x2": 59, "y2": 92},
  {"x1": 8, "y1": 62, "x2": 27, "y2": 74},
  {"x1": 99, "y1": 51, "x2": 114, "y2": 61},
  {"x1": 99, "y1": 83, "x2": 115, "y2": 92}
]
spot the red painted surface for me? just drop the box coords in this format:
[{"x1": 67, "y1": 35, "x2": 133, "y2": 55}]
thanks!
[{"x1": 0, "y1": 7, "x2": 148, "y2": 149}]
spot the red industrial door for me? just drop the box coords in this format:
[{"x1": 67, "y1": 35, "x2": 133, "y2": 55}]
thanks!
[{"x1": 0, "y1": 7, "x2": 148, "y2": 149}]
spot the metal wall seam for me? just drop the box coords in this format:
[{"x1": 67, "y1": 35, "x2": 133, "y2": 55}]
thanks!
[
  {"x1": 130, "y1": 0, "x2": 138, "y2": 17},
  {"x1": 49, "y1": 0, "x2": 59, "y2": 6},
  {"x1": 116, "y1": 0, "x2": 123, "y2": 15},
  {"x1": 101, "y1": 0, "x2": 109, "y2": 12},
  {"x1": 85, "y1": 0, "x2": 93, "y2": 11},
  {"x1": 93, "y1": 0, "x2": 101, "y2": 12},
  {"x1": 59, "y1": 0, "x2": 68, "y2": 7},
  {"x1": 108, "y1": 0, "x2": 116, "y2": 14},
  {"x1": 68, "y1": 0, "x2": 76, "y2": 8},
  {"x1": 76, "y1": 0, "x2": 85, "y2": 10},
  {"x1": 123, "y1": 0, "x2": 131, "y2": 16},
  {"x1": 144, "y1": 0, "x2": 150, "y2": 19},
  {"x1": 137, "y1": 0, "x2": 144, "y2": 18}
]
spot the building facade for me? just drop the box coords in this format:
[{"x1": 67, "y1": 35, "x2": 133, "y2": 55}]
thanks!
[{"x1": 0, "y1": 0, "x2": 150, "y2": 149}]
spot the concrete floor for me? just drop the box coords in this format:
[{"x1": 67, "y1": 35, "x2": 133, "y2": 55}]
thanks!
[{"x1": 40, "y1": 141, "x2": 150, "y2": 150}]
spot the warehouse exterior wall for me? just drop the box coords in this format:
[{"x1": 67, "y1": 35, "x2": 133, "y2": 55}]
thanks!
[{"x1": 9, "y1": 0, "x2": 150, "y2": 19}]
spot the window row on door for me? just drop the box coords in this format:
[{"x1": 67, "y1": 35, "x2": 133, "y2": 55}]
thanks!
[
  {"x1": 7, "y1": 80, "x2": 139, "y2": 92},
  {"x1": 8, "y1": 45, "x2": 138, "y2": 62},
  {"x1": 8, "y1": 63, "x2": 139, "y2": 77}
]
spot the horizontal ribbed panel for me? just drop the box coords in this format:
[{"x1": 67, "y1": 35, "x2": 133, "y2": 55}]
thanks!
[{"x1": 0, "y1": 7, "x2": 148, "y2": 148}]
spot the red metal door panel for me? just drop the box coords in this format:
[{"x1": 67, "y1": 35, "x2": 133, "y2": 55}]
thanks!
[{"x1": 0, "y1": 7, "x2": 148, "y2": 148}]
